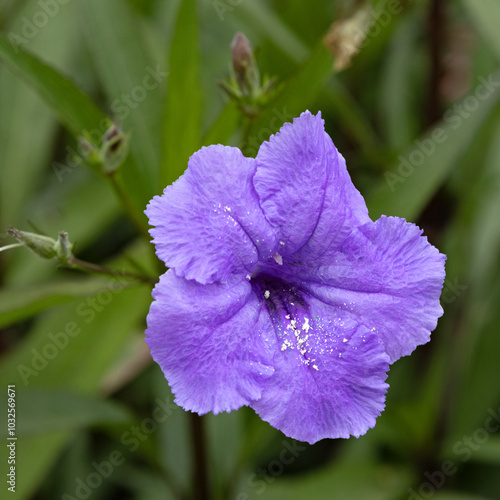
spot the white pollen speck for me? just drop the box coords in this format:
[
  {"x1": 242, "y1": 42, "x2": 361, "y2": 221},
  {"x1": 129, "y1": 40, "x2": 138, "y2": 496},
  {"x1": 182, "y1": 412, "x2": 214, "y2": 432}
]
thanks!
[
  {"x1": 285, "y1": 314, "x2": 290, "y2": 319},
  {"x1": 290, "y1": 302, "x2": 294, "y2": 306},
  {"x1": 264, "y1": 290, "x2": 270, "y2": 299},
  {"x1": 246, "y1": 274, "x2": 251, "y2": 280},
  {"x1": 279, "y1": 240, "x2": 285, "y2": 246},
  {"x1": 272, "y1": 252, "x2": 283, "y2": 265},
  {"x1": 302, "y1": 317, "x2": 310, "y2": 332},
  {"x1": 338, "y1": 353, "x2": 342, "y2": 358},
  {"x1": 313, "y1": 364, "x2": 319, "y2": 371},
  {"x1": 224, "y1": 206, "x2": 231, "y2": 212},
  {"x1": 343, "y1": 338, "x2": 348, "y2": 343}
]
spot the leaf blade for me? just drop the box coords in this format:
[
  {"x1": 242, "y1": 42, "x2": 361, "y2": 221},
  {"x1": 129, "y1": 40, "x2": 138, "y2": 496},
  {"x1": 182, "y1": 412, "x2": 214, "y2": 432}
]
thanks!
[
  {"x1": 247, "y1": 42, "x2": 334, "y2": 146},
  {"x1": 366, "y1": 72, "x2": 500, "y2": 220},
  {"x1": 161, "y1": 0, "x2": 203, "y2": 187},
  {"x1": 0, "y1": 32, "x2": 106, "y2": 136}
]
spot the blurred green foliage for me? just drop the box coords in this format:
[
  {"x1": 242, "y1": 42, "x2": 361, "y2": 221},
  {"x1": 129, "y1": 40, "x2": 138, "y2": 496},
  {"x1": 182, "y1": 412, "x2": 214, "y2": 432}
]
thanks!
[{"x1": 0, "y1": 0, "x2": 499, "y2": 499}]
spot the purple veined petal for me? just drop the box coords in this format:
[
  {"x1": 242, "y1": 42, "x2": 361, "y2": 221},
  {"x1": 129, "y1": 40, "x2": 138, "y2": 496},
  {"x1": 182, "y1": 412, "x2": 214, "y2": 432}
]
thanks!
[
  {"x1": 146, "y1": 270, "x2": 276, "y2": 414},
  {"x1": 299, "y1": 216, "x2": 446, "y2": 363},
  {"x1": 146, "y1": 145, "x2": 278, "y2": 285},
  {"x1": 253, "y1": 110, "x2": 370, "y2": 257},
  {"x1": 294, "y1": 150, "x2": 371, "y2": 262},
  {"x1": 248, "y1": 280, "x2": 389, "y2": 444}
]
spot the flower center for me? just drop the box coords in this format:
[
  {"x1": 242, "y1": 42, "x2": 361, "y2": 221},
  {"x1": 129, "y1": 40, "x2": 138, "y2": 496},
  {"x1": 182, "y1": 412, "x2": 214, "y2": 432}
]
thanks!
[
  {"x1": 252, "y1": 273, "x2": 304, "y2": 312},
  {"x1": 251, "y1": 274, "x2": 319, "y2": 370}
]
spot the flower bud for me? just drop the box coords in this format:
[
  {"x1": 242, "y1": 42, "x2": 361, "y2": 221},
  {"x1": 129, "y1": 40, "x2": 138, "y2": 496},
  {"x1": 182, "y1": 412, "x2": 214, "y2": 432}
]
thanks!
[
  {"x1": 231, "y1": 32, "x2": 257, "y2": 92},
  {"x1": 220, "y1": 32, "x2": 276, "y2": 117},
  {"x1": 53, "y1": 231, "x2": 74, "y2": 264},
  {"x1": 6, "y1": 227, "x2": 57, "y2": 259},
  {"x1": 100, "y1": 123, "x2": 129, "y2": 174},
  {"x1": 78, "y1": 122, "x2": 129, "y2": 175}
]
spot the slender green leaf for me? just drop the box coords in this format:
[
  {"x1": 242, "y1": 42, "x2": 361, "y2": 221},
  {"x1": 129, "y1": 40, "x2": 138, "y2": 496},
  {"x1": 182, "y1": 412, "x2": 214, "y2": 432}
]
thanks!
[
  {"x1": 0, "y1": 278, "x2": 135, "y2": 329},
  {"x1": 0, "y1": 388, "x2": 133, "y2": 437},
  {"x1": 115, "y1": 467, "x2": 176, "y2": 500},
  {"x1": 80, "y1": 0, "x2": 163, "y2": 204},
  {"x1": 378, "y1": 14, "x2": 422, "y2": 150},
  {"x1": 0, "y1": 261, "x2": 151, "y2": 499},
  {"x1": 469, "y1": 436, "x2": 500, "y2": 466},
  {"x1": 161, "y1": 0, "x2": 203, "y2": 187},
  {"x1": 205, "y1": 409, "x2": 244, "y2": 497},
  {"x1": 0, "y1": 2, "x2": 79, "y2": 229},
  {"x1": 202, "y1": 101, "x2": 241, "y2": 146},
  {"x1": 468, "y1": 123, "x2": 500, "y2": 286},
  {"x1": 154, "y1": 369, "x2": 192, "y2": 494},
  {"x1": 366, "y1": 71, "x2": 500, "y2": 220},
  {"x1": 462, "y1": 0, "x2": 500, "y2": 62},
  {"x1": 248, "y1": 43, "x2": 334, "y2": 144},
  {"x1": 0, "y1": 32, "x2": 106, "y2": 137},
  {"x1": 0, "y1": 30, "x2": 147, "y2": 242},
  {"x1": 43, "y1": 432, "x2": 94, "y2": 500},
  {"x1": 9, "y1": 432, "x2": 71, "y2": 500},
  {"x1": 247, "y1": 448, "x2": 413, "y2": 500},
  {"x1": 238, "y1": 0, "x2": 308, "y2": 62},
  {"x1": 322, "y1": 81, "x2": 381, "y2": 156}
]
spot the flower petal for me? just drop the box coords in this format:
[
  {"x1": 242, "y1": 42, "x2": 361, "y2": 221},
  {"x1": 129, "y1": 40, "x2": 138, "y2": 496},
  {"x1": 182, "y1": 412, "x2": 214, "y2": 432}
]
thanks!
[
  {"x1": 146, "y1": 145, "x2": 277, "y2": 284},
  {"x1": 253, "y1": 110, "x2": 369, "y2": 256},
  {"x1": 300, "y1": 216, "x2": 446, "y2": 363},
  {"x1": 146, "y1": 271, "x2": 276, "y2": 414},
  {"x1": 251, "y1": 295, "x2": 389, "y2": 444}
]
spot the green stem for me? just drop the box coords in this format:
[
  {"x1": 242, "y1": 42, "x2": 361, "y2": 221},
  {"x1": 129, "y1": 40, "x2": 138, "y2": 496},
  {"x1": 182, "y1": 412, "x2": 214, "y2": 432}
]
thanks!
[
  {"x1": 240, "y1": 115, "x2": 256, "y2": 154},
  {"x1": 108, "y1": 172, "x2": 151, "y2": 241},
  {"x1": 0, "y1": 243, "x2": 24, "y2": 253},
  {"x1": 65, "y1": 256, "x2": 155, "y2": 285}
]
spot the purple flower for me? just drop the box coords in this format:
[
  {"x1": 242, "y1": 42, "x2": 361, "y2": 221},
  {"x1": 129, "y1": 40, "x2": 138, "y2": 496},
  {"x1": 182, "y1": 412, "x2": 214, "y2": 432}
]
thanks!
[{"x1": 145, "y1": 111, "x2": 446, "y2": 444}]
